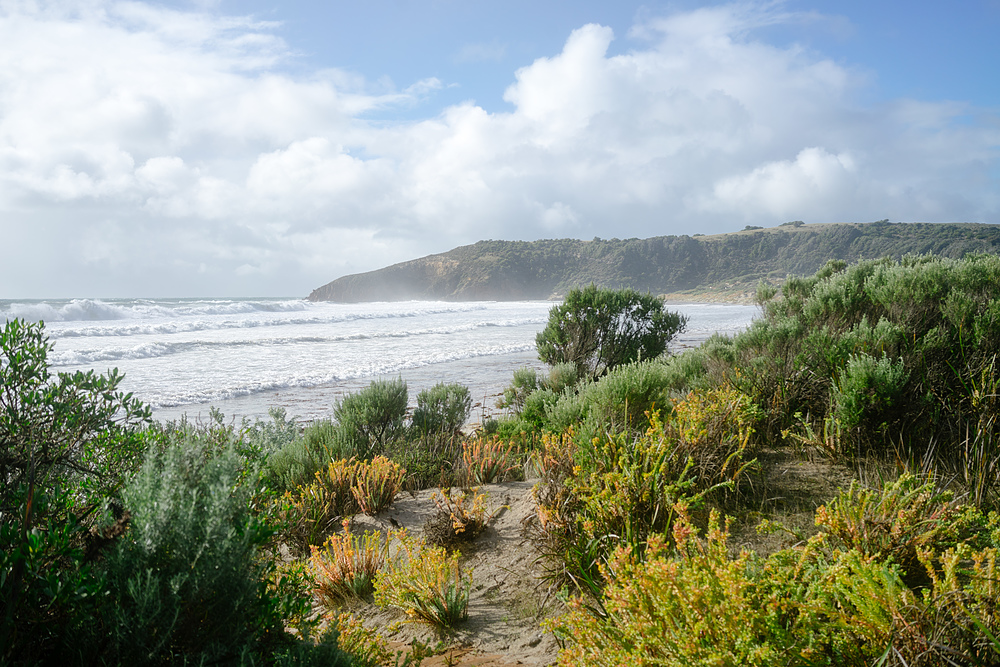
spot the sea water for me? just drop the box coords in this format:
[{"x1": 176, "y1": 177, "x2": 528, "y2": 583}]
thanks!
[{"x1": 0, "y1": 298, "x2": 758, "y2": 424}]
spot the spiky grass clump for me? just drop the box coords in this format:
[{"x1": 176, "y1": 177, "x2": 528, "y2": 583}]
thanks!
[
  {"x1": 351, "y1": 455, "x2": 405, "y2": 515},
  {"x1": 310, "y1": 519, "x2": 388, "y2": 606},
  {"x1": 462, "y1": 436, "x2": 519, "y2": 485},
  {"x1": 423, "y1": 487, "x2": 497, "y2": 547},
  {"x1": 327, "y1": 613, "x2": 393, "y2": 667},
  {"x1": 374, "y1": 530, "x2": 471, "y2": 630}
]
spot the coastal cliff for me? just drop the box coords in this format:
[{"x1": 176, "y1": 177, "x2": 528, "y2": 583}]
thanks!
[{"x1": 308, "y1": 222, "x2": 1000, "y2": 302}]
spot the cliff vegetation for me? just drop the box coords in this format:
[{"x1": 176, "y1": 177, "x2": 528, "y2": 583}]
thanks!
[{"x1": 308, "y1": 221, "x2": 1000, "y2": 302}]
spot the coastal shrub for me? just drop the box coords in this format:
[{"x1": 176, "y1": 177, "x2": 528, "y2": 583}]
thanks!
[
  {"x1": 0, "y1": 318, "x2": 151, "y2": 663},
  {"x1": 521, "y1": 387, "x2": 560, "y2": 430},
  {"x1": 658, "y1": 336, "x2": 736, "y2": 394},
  {"x1": 536, "y1": 285, "x2": 687, "y2": 380},
  {"x1": 100, "y1": 438, "x2": 300, "y2": 663},
  {"x1": 0, "y1": 487, "x2": 106, "y2": 664},
  {"x1": 546, "y1": 361, "x2": 581, "y2": 393},
  {"x1": 721, "y1": 254, "x2": 1000, "y2": 458},
  {"x1": 374, "y1": 531, "x2": 472, "y2": 629},
  {"x1": 831, "y1": 352, "x2": 909, "y2": 437},
  {"x1": 411, "y1": 382, "x2": 472, "y2": 434},
  {"x1": 386, "y1": 431, "x2": 461, "y2": 490},
  {"x1": 543, "y1": 389, "x2": 586, "y2": 434},
  {"x1": 549, "y1": 512, "x2": 823, "y2": 667},
  {"x1": 571, "y1": 358, "x2": 673, "y2": 436},
  {"x1": 814, "y1": 474, "x2": 981, "y2": 583},
  {"x1": 241, "y1": 407, "x2": 300, "y2": 458},
  {"x1": 311, "y1": 519, "x2": 387, "y2": 605},
  {"x1": 264, "y1": 419, "x2": 349, "y2": 494},
  {"x1": 333, "y1": 377, "x2": 408, "y2": 459},
  {"x1": 498, "y1": 366, "x2": 541, "y2": 414}
]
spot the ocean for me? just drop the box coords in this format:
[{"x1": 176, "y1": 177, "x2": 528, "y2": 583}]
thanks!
[{"x1": 0, "y1": 298, "x2": 758, "y2": 425}]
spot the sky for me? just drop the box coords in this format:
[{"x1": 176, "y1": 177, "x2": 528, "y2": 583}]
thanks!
[{"x1": 1, "y1": 0, "x2": 998, "y2": 298}]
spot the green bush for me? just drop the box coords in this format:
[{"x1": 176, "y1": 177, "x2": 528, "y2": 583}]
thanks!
[
  {"x1": 497, "y1": 366, "x2": 541, "y2": 415},
  {"x1": 0, "y1": 486, "x2": 106, "y2": 664},
  {"x1": 718, "y1": 254, "x2": 1000, "y2": 458},
  {"x1": 658, "y1": 335, "x2": 737, "y2": 394},
  {"x1": 264, "y1": 419, "x2": 354, "y2": 494},
  {"x1": 411, "y1": 382, "x2": 472, "y2": 434},
  {"x1": 0, "y1": 319, "x2": 150, "y2": 509},
  {"x1": 241, "y1": 407, "x2": 300, "y2": 462},
  {"x1": 0, "y1": 319, "x2": 151, "y2": 662},
  {"x1": 521, "y1": 387, "x2": 560, "y2": 430},
  {"x1": 536, "y1": 285, "x2": 687, "y2": 380},
  {"x1": 575, "y1": 359, "x2": 673, "y2": 434},
  {"x1": 546, "y1": 361, "x2": 581, "y2": 394},
  {"x1": 100, "y1": 438, "x2": 293, "y2": 663},
  {"x1": 386, "y1": 431, "x2": 462, "y2": 490},
  {"x1": 333, "y1": 378, "x2": 408, "y2": 459},
  {"x1": 831, "y1": 353, "x2": 909, "y2": 436},
  {"x1": 533, "y1": 388, "x2": 757, "y2": 599}
]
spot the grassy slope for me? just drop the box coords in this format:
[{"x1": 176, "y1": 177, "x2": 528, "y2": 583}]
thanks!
[{"x1": 308, "y1": 222, "x2": 1000, "y2": 302}]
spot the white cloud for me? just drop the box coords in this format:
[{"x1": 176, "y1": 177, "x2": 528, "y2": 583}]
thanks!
[
  {"x1": 0, "y1": 1, "x2": 997, "y2": 297},
  {"x1": 709, "y1": 147, "x2": 858, "y2": 219}
]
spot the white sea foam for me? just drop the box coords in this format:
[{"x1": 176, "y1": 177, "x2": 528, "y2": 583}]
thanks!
[{"x1": 2, "y1": 297, "x2": 758, "y2": 419}]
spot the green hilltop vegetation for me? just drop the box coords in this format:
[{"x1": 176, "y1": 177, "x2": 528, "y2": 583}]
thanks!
[{"x1": 308, "y1": 221, "x2": 1000, "y2": 302}]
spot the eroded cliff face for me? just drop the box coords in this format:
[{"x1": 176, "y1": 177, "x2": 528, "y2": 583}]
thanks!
[
  {"x1": 307, "y1": 223, "x2": 1000, "y2": 302},
  {"x1": 307, "y1": 241, "x2": 567, "y2": 301}
]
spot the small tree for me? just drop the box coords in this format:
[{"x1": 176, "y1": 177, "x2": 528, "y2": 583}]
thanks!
[{"x1": 536, "y1": 286, "x2": 686, "y2": 380}]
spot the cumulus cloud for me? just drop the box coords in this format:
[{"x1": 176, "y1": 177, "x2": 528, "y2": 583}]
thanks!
[
  {"x1": 0, "y1": 0, "x2": 997, "y2": 297},
  {"x1": 708, "y1": 147, "x2": 859, "y2": 219}
]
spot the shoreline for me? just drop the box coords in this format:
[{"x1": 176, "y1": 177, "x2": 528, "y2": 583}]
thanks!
[{"x1": 150, "y1": 349, "x2": 547, "y2": 426}]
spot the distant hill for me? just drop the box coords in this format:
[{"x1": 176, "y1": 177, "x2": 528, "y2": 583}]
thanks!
[{"x1": 307, "y1": 222, "x2": 1000, "y2": 302}]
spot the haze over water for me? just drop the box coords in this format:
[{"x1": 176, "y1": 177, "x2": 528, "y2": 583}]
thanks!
[{"x1": 1, "y1": 298, "x2": 757, "y2": 424}]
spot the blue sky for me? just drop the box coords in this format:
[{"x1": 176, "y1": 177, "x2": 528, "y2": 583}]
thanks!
[
  {"x1": 205, "y1": 0, "x2": 1000, "y2": 111},
  {"x1": 1, "y1": 0, "x2": 998, "y2": 297}
]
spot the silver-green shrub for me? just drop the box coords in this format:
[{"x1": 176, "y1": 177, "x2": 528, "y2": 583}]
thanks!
[
  {"x1": 411, "y1": 382, "x2": 472, "y2": 434},
  {"x1": 102, "y1": 438, "x2": 337, "y2": 664},
  {"x1": 333, "y1": 377, "x2": 408, "y2": 459}
]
